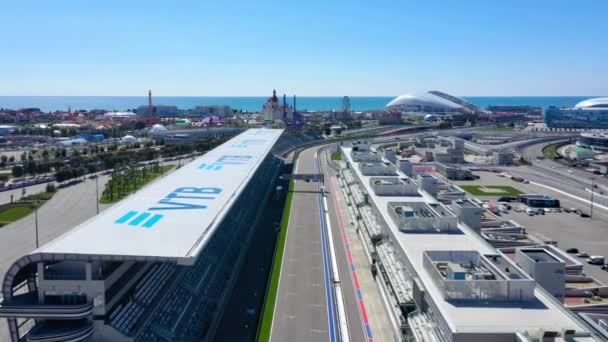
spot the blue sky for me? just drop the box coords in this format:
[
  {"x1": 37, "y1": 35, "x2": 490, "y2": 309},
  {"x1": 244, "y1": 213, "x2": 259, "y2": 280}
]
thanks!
[{"x1": 1, "y1": 0, "x2": 606, "y2": 96}]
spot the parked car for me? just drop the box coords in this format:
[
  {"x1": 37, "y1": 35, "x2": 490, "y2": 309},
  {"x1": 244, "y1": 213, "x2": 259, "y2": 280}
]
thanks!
[
  {"x1": 580, "y1": 213, "x2": 591, "y2": 218},
  {"x1": 601, "y1": 264, "x2": 608, "y2": 271},
  {"x1": 566, "y1": 248, "x2": 579, "y2": 254},
  {"x1": 576, "y1": 252, "x2": 589, "y2": 258},
  {"x1": 588, "y1": 256, "x2": 605, "y2": 265}
]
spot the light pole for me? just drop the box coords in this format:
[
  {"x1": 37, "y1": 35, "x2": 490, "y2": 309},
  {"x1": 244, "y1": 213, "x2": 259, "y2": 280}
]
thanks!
[
  {"x1": 34, "y1": 195, "x2": 39, "y2": 249},
  {"x1": 590, "y1": 178, "x2": 595, "y2": 219},
  {"x1": 95, "y1": 175, "x2": 100, "y2": 214}
]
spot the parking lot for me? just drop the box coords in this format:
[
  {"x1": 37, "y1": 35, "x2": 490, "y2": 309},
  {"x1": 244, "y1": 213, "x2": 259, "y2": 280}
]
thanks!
[{"x1": 456, "y1": 171, "x2": 608, "y2": 284}]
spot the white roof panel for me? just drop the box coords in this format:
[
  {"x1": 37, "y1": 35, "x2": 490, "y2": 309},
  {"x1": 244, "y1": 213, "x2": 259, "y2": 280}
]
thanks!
[
  {"x1": 341, "y1": 146, "x2": 586, "y2": 334},
  {"x1": 38, "y1": 128, "x2": 283, "y2": 261}
]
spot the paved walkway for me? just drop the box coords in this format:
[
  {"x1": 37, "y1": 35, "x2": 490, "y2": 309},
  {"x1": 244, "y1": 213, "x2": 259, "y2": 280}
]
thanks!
[
  {"x1": 325, "y1": 160, "x2": 396, "y2": 342},
  {"x1": 0, "y1": 175, "x2": 111, "y2": 340}
]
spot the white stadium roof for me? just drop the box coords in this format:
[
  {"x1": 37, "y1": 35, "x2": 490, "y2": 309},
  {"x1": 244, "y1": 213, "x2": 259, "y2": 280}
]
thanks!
[
  {"x1": 386, "y1": 92, "x2": 464, "y2": 110},
  {"x1": 574, "y1": 97, "x2": 608, "y2": 109},
  {"x1": 37, "y1": 128, "x2": 283, "y2": 264}
]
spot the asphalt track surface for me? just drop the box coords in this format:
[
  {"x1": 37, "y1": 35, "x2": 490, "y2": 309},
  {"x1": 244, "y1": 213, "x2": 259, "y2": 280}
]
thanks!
[
  {"x1": 271, "y1": 145, "x2": 368, "y2": 342},
  {"x1": 270, "y1": 146, "x2": 333, "y2": 342}
]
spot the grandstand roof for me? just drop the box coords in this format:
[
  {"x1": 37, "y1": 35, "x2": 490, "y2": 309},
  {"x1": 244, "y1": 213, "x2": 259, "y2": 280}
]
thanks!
[{"x1": 37, "y1": 128, "x2": 283, "y2": 263}]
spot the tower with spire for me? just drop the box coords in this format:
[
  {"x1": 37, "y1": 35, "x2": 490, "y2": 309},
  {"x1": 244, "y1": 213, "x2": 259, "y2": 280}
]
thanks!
[{"x1": 262, "y1": 89, "x2": 293, "y2": 122}]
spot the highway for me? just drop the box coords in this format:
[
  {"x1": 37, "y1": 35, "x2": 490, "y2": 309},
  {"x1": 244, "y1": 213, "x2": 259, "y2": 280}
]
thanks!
[{"x1": 512, "y1": 141, "x2": 608, "y2": 208}]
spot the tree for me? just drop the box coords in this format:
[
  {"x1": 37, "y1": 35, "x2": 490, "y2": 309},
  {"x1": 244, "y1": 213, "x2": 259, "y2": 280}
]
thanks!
[
  {"x1": 46, "y1": 183, "x2": 56, "y2": 193},
  {"x1": 12, "y1": 165, "x2": 24, "y2": 178}
]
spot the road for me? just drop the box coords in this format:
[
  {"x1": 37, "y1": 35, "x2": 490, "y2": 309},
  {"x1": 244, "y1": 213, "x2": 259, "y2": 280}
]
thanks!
[
  {"x1": 270, "y1": 146, "x2": 333, "y2": 342},
  {"x1": 0, "y1": 175, "x2": 112, "y2": 340},
  {"x1": 271, "y1": 144, "x2": 370, "y2": 342},
  {"x1": 512, "y1": 141, "x2": 608, "y2": 208}
]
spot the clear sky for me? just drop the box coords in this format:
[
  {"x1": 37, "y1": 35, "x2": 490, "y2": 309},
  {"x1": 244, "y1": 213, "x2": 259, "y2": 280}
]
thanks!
[{"x1": 1, "y1": 0, "x2": 606, "y2": 96}]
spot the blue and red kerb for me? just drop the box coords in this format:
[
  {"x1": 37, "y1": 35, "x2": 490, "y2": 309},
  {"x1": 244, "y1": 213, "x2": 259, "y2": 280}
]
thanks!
[{"x1": 329, "y1": 177, "x2": 374, "y2": 342}]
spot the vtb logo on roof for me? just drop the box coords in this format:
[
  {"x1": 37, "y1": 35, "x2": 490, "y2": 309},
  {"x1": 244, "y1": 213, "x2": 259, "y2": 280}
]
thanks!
[
  {"x1": 115, "y1": 211, "x2": 163, "y2": 228},
  {"x1": 197, "y1": 155, "x2": 252, "y2": 171},
  {"x1": 198, "y1": 163, "x2": 222, "y2": 171}
]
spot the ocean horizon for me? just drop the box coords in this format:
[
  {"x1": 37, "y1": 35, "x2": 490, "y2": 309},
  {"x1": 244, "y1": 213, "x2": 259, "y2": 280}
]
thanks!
[{"x1": 0, "y1": 96, "x2": 601, "y2": 113}]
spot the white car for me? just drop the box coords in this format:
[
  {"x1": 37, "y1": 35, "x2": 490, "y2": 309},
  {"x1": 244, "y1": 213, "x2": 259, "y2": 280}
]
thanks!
[{"x1": 588, "y1": 256, "x2": 605, "y2": 265}]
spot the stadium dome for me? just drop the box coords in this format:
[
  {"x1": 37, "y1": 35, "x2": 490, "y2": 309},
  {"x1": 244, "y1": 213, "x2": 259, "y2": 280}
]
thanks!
[
  {"x1": 386, "y1": 90, "x2": 478, "y2": 113},
  {"x1": 120, "y1": 135, "x2": 137, "y2": 143},
  {"x1": 574, "y1": 97, "x2": 608, "y2": 109},
  {"x1": 387, "y1": 92, "x2": 463, "y2": 109},
  {"x1": 149, "y1": 124, "x2": 168, "y2": 133},
  {"x1": 424, "y1": 114, "x2": 439, "y2": 122}
]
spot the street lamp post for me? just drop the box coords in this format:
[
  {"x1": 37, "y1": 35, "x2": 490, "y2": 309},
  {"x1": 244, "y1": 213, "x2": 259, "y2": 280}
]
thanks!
[
  {"x1": 95, "y1": 175, "x2": 100, "y2": 214},
  {"x1": 34, "y1": 195, "x2": 39, "y2": 249},
  {"x1": 590, "y1": 178, "x2": 595, "y2": 219}
]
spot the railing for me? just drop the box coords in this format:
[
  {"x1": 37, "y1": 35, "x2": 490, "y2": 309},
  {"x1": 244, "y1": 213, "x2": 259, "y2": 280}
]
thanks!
[{"x1": 0, "y1": 299, "x2": 93, "y2": 319}]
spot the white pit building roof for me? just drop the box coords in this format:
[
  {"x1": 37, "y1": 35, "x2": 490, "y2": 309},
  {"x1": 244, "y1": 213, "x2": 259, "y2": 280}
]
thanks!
[
  {"x1": 341, "y1": 145, "x2": 590, "y2": 337},
  {"x1": 37, "y1": 128, "x2": 283, "y2": 264}
]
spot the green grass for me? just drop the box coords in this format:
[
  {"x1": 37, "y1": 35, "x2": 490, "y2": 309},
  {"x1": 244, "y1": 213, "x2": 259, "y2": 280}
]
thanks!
[
  {"x1": 542, "y1": 144, "x2": 558, "y2": 160},
  {"x1": 331, "y1": 151, "x2": 342, "y2": 161},
  {"x1": 542, "y1": 143, "x2": 570, "y2": 165},
  {"x1": 0, "y1": 190, "x2": 58, "y2": 227},
  {"x1": 460, "y1": 185, "x2": 523, "y2": 196},
  {"x1": 0, "y1": 206, "x2": 33, "y2": 223},
  {"x1": 257, "y1": 153, "x2": 299, "y2": 342},
  {"x1": 100, "y1": 165, "x2": 174, "y2": 204}
]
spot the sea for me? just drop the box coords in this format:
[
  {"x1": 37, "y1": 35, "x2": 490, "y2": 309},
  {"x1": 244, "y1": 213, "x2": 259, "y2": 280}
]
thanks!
[{"x1": 0, "y1": 96, "x2": 599, "y2": 113}]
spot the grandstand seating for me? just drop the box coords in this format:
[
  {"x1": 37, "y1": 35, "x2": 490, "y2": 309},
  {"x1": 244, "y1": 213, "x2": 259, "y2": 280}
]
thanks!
[
  {"x1": 271, "y1": 132, "x2": 323, "y2": 155},
  {"x1": 131, "y1": 154, "x2": 282, "y2": 341},
  {"x1": 108, "y1": 263, "x2": 176, "y2": 336}
]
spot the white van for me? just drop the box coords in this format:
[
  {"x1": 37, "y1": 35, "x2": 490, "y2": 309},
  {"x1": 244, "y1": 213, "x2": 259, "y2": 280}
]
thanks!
[{"x1": 588, "y1": 256, "x2": 605, "y2": 265}]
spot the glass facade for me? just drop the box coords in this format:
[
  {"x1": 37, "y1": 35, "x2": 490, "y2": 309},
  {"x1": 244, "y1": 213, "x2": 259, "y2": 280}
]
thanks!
[
  {"x1": 580, "y1": 134, "x2": 608, "y2": 150},
  {"x1": 544, "y1": 106, "x2": 608, "y2": 129}
]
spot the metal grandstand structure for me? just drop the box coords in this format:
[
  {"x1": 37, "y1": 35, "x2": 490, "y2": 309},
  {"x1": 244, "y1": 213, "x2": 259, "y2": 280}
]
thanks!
[{"x1": 0, "y1": 129, "x2": 284, "y2": 342}]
